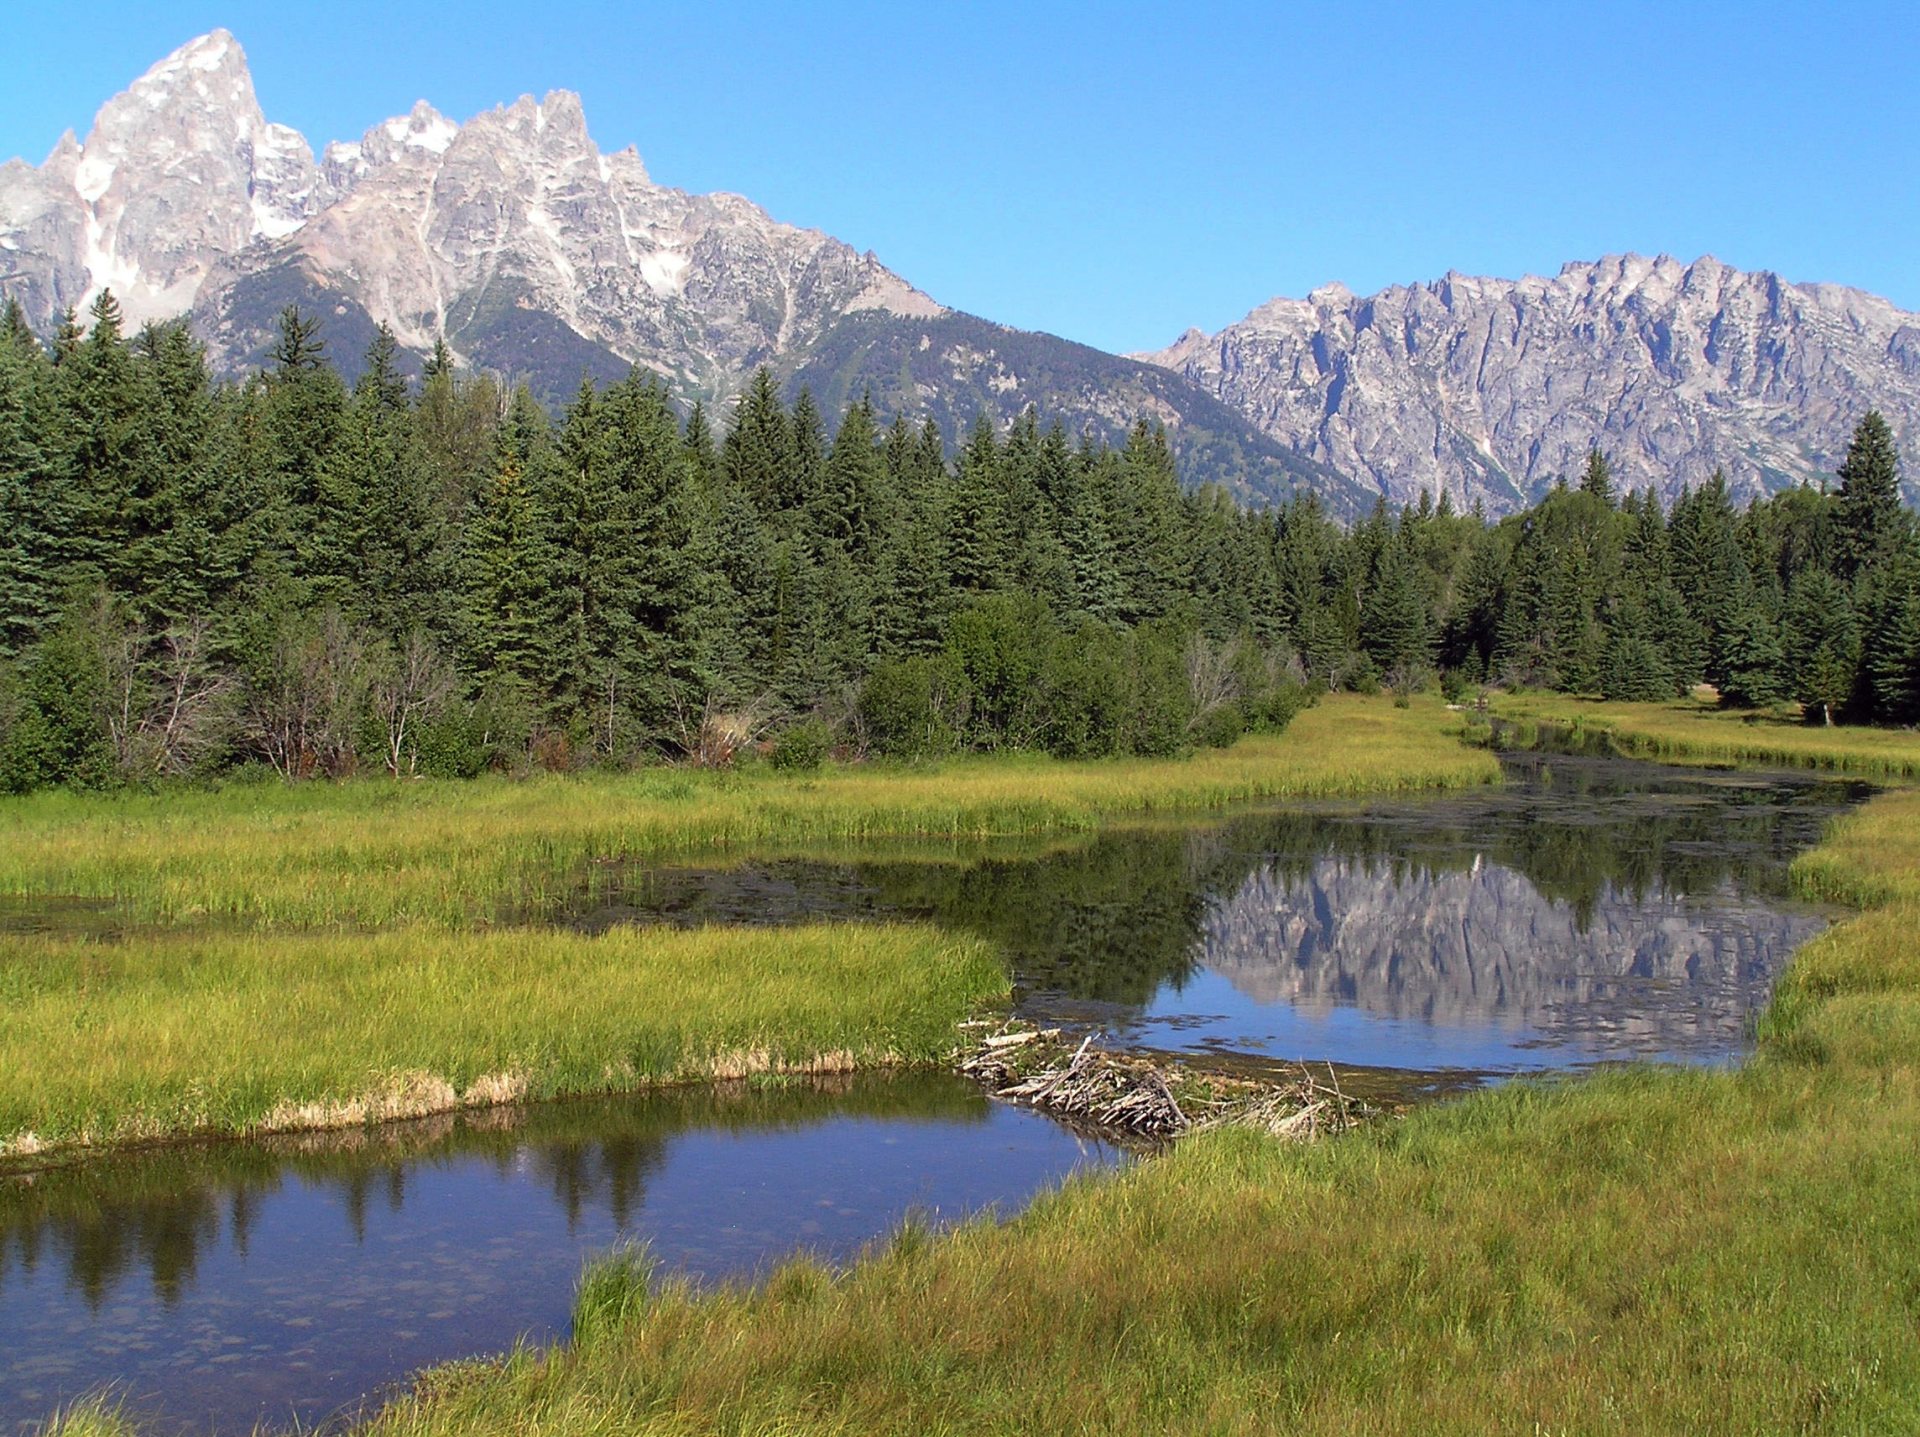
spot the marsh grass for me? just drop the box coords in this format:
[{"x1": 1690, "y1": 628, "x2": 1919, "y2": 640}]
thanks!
[
  {"x1": 0, "y1": 698, "x2": 1498, "y2": 1158},
  {"x1": 0, "y1": 698, "x2": 1497, "y2": 931},
  {"x1": 571, "y1": 1245, "x2": 656, "y2": 1348},
  {"x1": 333, "y1": 726, "x2": 1920, "y2": 1435},
  {"x1": 31, "y1": 1402, "x2": 137, "y2": 1437},
  {"x1": 1490, "y1": 691, "x2": 1920, "y2": 779},
  {"x1": 0, "y1": 923, "x2": 1003, "y2": 1157}
]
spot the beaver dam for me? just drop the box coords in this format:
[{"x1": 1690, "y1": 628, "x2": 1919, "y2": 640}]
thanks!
[{"x1": 956, "y1": 1022, "x2": 1381, "y2": 1141}]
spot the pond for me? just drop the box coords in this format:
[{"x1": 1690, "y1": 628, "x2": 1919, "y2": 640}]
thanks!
[
  {"x1": 1, "y1": 1075, "x2": 1123, "y2": 1436},
  {"x1": 0, "y1": 745, "x2": 1867, "y2": 1434}
]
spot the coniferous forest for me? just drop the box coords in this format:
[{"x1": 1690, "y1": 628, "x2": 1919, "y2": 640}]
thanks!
[{"x1": 0, "y1": 290, "x2": 1915, "y2": 792}]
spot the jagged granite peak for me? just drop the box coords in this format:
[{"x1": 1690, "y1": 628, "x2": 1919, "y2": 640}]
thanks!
[
  {"x1": 0, "y1": 29, "x2": 330, "y2": 328},
  {"x1": 1142, "y1": 253, "x2": 1920, "y2": 512},
  {"x1": 0, "y1": 32, "x2": 1356, "y2": 508},
  {"x1": 0, "y1": 30, "x2": 944, "y2": 389}
]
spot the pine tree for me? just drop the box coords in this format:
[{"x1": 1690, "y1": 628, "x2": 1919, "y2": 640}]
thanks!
[
  {"x1": 0, "y1": 318, "x2": 61, "y2": 654},
  {"x1": 1781, "y1": 568, "x2": 1858, "y2": 724},
  {"x1": 1600, "y1": 600, "x2": 1675, "y2": 701},
  {"x1": 1832, "y1": 411, "x2": 1909, "y2": 581},
  {"x1": 721, "y1": 368, "x2": 790, "y2": 513},
  {"x1": 1578, "y1": 446, "x2": 1615, "y2": 504},
  {"x1": 1865, "y1": 568, "x2": 1920, "y2": 726},
  {"x1": 1361, "y1": 535, "x2": 1432, "y2": 682},
  {"x1": 1111, "y1": 420, "x2": 1194, "y2": 624},
  {"x1": 459, "y1": 439, "x2": 554, "y2": 692},
  {"x1": 1716, "y1": 594, "x2": 1786, "y2": 709},
  {"x1": 262, "y1": 306, "x2": 345, "y2": 552},
  {"x1": 312, "y1": 326, "x2": 446, "y2": 634},
  {"x1": 946, "y1": 414, "x2": 1009, "y2": 595}
]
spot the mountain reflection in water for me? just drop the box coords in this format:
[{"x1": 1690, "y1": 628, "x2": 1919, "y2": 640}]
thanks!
[{"x1": 578, "y1": 750, "x2": 1862, "y2": 1073}]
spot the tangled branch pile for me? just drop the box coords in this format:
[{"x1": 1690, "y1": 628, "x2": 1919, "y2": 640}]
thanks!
[{"x1": 956, "y1": 1024, "x2": 1379, "y2": 1141}]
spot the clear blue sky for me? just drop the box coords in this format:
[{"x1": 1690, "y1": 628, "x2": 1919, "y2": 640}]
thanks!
[{"x1": 5, "y1": 1, "x2": 1915, "y2": 353}]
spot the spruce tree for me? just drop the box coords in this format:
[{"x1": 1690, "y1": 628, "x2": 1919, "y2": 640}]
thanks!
[
  {"x1": 1599, "y1": 600, "x2": 1674, "y2": 701},
  {"x1": 1361, "y1": 536, "x2": 1432, "y2": 682},
  {"x1": 1781, "y1": 568, "x2": 1858, "y2": 724},
  {"x1": 1832, "y1": 411, "x2": 1909, "y2": 581},
  {"x1": 0, "y1": 320, "x2": 60, "y2": 654},
  {"x1": 1578, "y1": 446, "x2": 1615, "y2": 504},
  {"x1": 946, "y1": 414, "x2": 1009, "y2": 595},
  {"x1": 1716, "y1": 594, "x2": 1786, "y2": 709}
]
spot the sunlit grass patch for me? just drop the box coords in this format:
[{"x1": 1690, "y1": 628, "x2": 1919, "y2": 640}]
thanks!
[
  {"x1": 1490, "y1": 691, "x2": 1920, "y2": 779},
  {"x1": 0, "y1": 697, "x2": 1498, "y2": 931},
  {"x1": 0, "y1": 922, "x2": 1003, "y2": 1157}
]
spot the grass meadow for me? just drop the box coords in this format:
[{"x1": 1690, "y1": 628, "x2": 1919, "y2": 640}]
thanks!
[
  {"x1": 286, "y1": 712, "x2": 1920, "y2": 1436},
  {"x1": 0, "y1": 696, "x2": 1497, "y2": 931},
  {"x1": 1490, "y1": 690, "x2": 1920, "y2": 780}
]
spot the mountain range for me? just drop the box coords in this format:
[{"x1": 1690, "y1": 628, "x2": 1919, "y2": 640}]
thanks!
[{"x1": 3, "y1": 30, "x2": 1916, "y2": 515}]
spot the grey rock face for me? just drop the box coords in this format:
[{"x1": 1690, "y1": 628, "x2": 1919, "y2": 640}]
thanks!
[
  {"x1": 0, "y1": 31, "x2": 1337, "y2": 506},
  {"x1": 0, "y1": 30, "x2": 329, "y2": 330},
  {"x1": 0, "y1": 30, "x2": 941, "y2": 400},
  {"x1": 1142, "y1": 254, "x2": 1920, "y2": 512}
]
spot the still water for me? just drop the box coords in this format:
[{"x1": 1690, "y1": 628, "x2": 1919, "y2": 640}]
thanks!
[
  {"x1": 1, "y1": 1076, "x2": 1122, "y2": 1435},
  {"x1": 584, "y1": 750, "x2": 1862, "y2": 1075},
  {"x1": 0, "y1": 746, "x2": 1866, "y2": 1433}
]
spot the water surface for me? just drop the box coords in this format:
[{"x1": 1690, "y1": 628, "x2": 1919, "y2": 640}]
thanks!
[
  {"x1": 1, "y1": 1075, "x2": 1122, "y2": 1435},
  {"x1": 1, "y1": 745, "x2": 1866, "y2": 1434},
  {"x1": 578, "y1": 750, "x2": 1862, "y2": 1074}
]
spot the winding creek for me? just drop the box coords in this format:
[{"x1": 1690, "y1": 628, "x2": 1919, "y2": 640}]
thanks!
[{"x1": 0, "y1": 744, "x2": 1869, "y2": 1434}]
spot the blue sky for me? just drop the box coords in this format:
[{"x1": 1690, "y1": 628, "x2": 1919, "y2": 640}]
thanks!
[{"x1": 5, "y1": 1, "x2": 1915, "y2": 353}]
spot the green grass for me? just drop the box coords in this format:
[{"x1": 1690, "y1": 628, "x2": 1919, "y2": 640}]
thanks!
[
  {"x1": 1490, "y1": 690, "x2": 1920, "y2": 779},
  {"x1": 0, "y1": 923, "x2": 1003, "y2": 1157},
  {"x1": 328, "y1": 727, "x2": 1920, "y2": 1434},
  {"x1": 0, "y1": 697, "x2": 1497, "y2": 1159},
  {"x1": 0, "y1": 696, "x2": 1499, "y2": 931}
]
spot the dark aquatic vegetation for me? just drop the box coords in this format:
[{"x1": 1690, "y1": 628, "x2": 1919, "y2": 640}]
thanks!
[{"x1": 0, "y1": 1074, "x2": 1123, "y2": 1435}]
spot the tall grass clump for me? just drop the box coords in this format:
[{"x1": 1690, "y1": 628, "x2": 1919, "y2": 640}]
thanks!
[
  {"x1": 1491, "y1": 691, "x2": 1920, "y2": 779},
  {"x1": 0, "y1": 923, "x2": 1004, "y2": 1157},
  {"x1": 571, "y1": 1245, "x2": 656, "y2": 1348}
]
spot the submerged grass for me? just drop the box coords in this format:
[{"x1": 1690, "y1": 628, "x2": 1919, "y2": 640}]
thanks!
[
  {"x1": 1490, "y1": 690, "x2": 1920, "y2": 779},
  {"x1": 0, "y1": 923, "x2": 1003, "y2": 1158},
  {"x1": 0, "y1": 697, "x2": 1497, "y2": 931},
  {"x1": 336, "y1": 727, "x2": 1920, "y2": 1434}
]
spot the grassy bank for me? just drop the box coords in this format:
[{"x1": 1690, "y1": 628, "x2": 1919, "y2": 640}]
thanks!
[
  {"x1": 0, "y1": 924, "x2": 1003, "y2": 1159},
  {"x1": 320, "y1": 732, "x2": 1920, "y2": 1433},
  {"x1": 1, "y1": 697, "x2": 1496, "y2": 1160},
  {"x1": 1489, "y1": 690, "x2": 1920, "y2": 779},
  {"x1": 0, "y1": 696, "x2": 1497, "y2": 930}
]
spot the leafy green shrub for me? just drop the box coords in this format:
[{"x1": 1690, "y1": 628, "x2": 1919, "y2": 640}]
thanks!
[
  {"x1": 1192, "y1": 702, "x2": 1247, "y2": 749},
  {"x1": 771, "y1": 717, "x2": 834, "y2": 771},
  {"x1": 859, "y1": 655, "x2": 968, "y2": 759}
]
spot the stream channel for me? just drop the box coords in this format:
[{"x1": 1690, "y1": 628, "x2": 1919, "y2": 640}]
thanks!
[{"x1": 0, "y1": 743, "x2": 1868, "y2": 1434}]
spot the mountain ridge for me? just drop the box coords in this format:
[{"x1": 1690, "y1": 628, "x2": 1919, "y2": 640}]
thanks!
[
  {"x1": 0, "y1": 30, "x2": 1345, "y2": 511},
  {"x1": 5, "y1": 33, "x2": 1918, "y2": 516},
  {"x1": 1139, "y1": 251, "x2": 1920, "y2": 509}
]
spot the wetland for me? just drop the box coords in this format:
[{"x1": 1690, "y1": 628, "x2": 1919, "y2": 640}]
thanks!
[{"x1": 0, "y1": 735, "x2": 1869, "y2": 1434}]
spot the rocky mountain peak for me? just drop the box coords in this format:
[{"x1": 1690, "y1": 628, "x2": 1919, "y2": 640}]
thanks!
[{"x1": 1143, "y1": 253, "x2": 1920, "y2": 512}]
